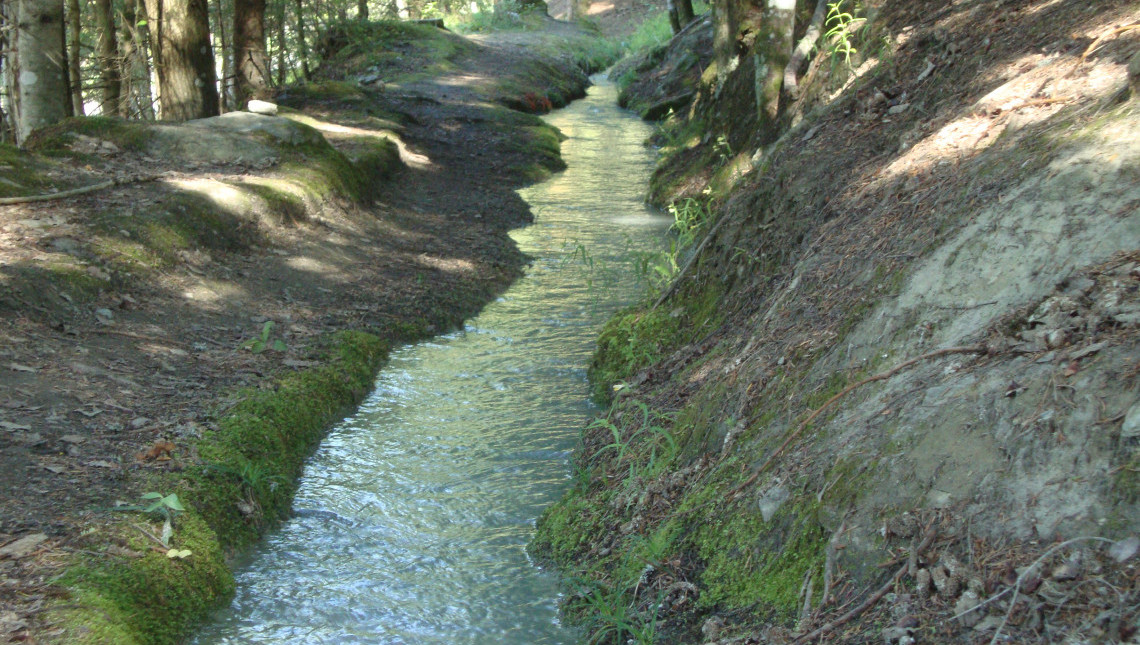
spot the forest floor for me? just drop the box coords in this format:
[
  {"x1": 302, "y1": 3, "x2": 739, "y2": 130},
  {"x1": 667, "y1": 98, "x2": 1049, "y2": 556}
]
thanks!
[{"x1": 0, "y1": 14, "x2": 637, "y2": 641}]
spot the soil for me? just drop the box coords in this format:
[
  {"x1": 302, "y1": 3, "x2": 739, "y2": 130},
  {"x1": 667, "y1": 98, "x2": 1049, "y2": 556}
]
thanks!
[{"x1": 0, "y1": 16, "x2": 615, "y2": 641}]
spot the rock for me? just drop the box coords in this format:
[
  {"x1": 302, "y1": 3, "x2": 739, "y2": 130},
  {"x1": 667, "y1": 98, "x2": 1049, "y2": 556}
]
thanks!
[
  {"x1": 1109, "y1": 536, "x2": 1140, "y2": 563},
  {"x1": 888, "y1": 103, "x2": 910, "y2": 115},
  {"x1": 94, "y1": 308, "x2": 114, "y2": 321},
  {"x1": 246, "y1": 99, "x2": 278, "y2": 115},
  {"x1": 954, "y1": 590, "x2": 983, "y2": 627},
  {"x1": 931, "y1": 565, "x2": 959, "y2": 599},
  {"x1": 1129, "y1": 51, "x2": 1140, "y2": 94},
  {"x1": 0, "y1": 533, "x2": 48, "y2": 559},
  {"x1": 973, "y1": 615, "x2": 1004, "y2": 632},
  {"x1": 882, "y1": 626, "x2": 915, "y2": 644},
  {"x1": 701, "y1": 616, "x2": 725, "y2": 641},
  {"x1": 757, "y1": 485, "x2": 789, "y2": 522},
  {"x1": 1121, "y1": 402, "x2": 1140, "y2": 439},
  {"x1": 915, "y1": 568, "x2": 932, "y2": 598}
]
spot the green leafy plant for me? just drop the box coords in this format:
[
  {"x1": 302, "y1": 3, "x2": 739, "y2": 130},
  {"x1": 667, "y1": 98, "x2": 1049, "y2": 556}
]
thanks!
[
  {"x1": 823, "y1": 1, "x2": 859, "y2": 68},
  {"x1": 115, "y1": 492, "x2": 188, "y2": 552},
  {"x1": 241, "y1": 320, "x2": 287, "y2": 354}
]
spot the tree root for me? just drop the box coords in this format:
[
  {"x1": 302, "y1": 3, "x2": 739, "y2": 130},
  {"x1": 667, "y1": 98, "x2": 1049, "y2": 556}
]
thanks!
[
  {"x1": 794, "y1": 527, "x2": 937, "y2": 643},
  {"x1": 0, "y1": 173, "x2": 165, "y2": 205}
]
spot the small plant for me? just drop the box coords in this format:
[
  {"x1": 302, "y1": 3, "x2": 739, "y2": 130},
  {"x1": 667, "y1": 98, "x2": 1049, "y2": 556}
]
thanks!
[
  {"x1": 241, "y1": 320, "x2": 287, "y2": 354},
  {"x1": 115, "y1": 492, "x2": 189, "y2": 554},
  {"x1": 823, "y1": 1, "x2": 859, "y2": 68}
]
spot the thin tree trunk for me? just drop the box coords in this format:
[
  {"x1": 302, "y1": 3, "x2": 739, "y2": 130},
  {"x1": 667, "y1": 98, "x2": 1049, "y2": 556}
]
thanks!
[
  {"x1": 213, "y1": 0, "x2": 231, "y2": 110},
  {"x1": 60, "y1": 16, "x2": 72, "y2": 116},
  {"x1": 666, "y1": 0, "x2": 680, "y2": 34},
  {"x1": 294, "y1": 0, "x2": 309, "y2": 79},
  {"x1": 233, "y1": 0, "x2": 268, "y2": 105},
  {"x1": 0, "y1": 0, "x2": 12, "y2": 142},
  {"x1": 95, "y1": 0, "x2": 121, "y2": 115},
  {"x1": 14, "y1": 0, "x2": 69, "y2": 142},
  {"x1": 144, "y1": 0, "x2": 219, "y2": 120},
  {"x1": 356, "y1": 0, "x2": 366, "y2": 19},
  {"x1": 66, "y1": 0, "x2": 83, "y2": 114},
  {"x1": 132, "y1": 0, "x2": 157, "y2": 118},
  {"x1": 274, "y1": 0, "x2": 284, "y2": 85}
]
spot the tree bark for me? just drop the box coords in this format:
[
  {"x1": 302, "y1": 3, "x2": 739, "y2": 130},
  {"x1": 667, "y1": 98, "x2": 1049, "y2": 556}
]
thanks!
[
  {"x1": 751, "y1": 0, "x2": 796, "y2": 140},
  {"x1": 676, "y1": 0, "x2": 694, "y2": 26},
  {"x1": 14, "y1": 0, "x2": 69, "y2": 143},
  {"x1": 356, "y1": 0, "x2": 367, "y2": 19},
  {"x1": 144, "y1": 0, "x2": 219, "y2": 120},
  {"x1": 233, "y1": 0, "x2": 268, "y2": 105},
  {"x1": 294, "y1": 0, "x2": 310, "y2": 80},
  {"x1": 95, "y1": 0, "x2": 122, "y2": 115},
  {"x1": 66, "y1": 0, "x2": 83, "y2": 115},
  {"x1": 666, "y1": 0, "x2": 681, "y2": 34},
  {"x1": 131, "y1": 0, "x2": 157, "y2": 118},
  {"x1": 212, "y1": 0, "x2": 231, "y2": 111}
]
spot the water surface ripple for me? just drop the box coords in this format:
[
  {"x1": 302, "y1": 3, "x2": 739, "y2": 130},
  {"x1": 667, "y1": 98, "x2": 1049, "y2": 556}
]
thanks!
[{"x1": 193, "y1": 77, "x2": 667, "y2": 644}]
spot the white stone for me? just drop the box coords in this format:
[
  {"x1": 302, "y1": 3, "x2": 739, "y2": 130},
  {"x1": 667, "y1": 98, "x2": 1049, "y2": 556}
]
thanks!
[{"x1": 247, "y1": 100, "x2": 278, "y2": 116}]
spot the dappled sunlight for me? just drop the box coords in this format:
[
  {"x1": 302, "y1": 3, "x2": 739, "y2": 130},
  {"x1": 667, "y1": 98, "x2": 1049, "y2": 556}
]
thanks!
[
  {"x1": 284, "y1": 255, "x2": 353, "y2": 281},
  {"x1": 413, "y1": 252, "x2": 477, "y2": 275},
  {"x1": 180, "y1": 279, "x2": 249, "y2": 309},
  {"x1": 282, "y1": 113, "x2": 433, "y2": 167},
  {"x1": 167, "y1": 177, "x2": 251, "y2": 212}
]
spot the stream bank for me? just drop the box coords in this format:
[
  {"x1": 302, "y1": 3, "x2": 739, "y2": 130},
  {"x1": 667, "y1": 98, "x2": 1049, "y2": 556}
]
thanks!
[
  {"x1": 534, "y1": 0, "x2": 1140, "y2": 643},
  {"x1": 0, "y1": 16, "x2": 620, "y2": 644}
]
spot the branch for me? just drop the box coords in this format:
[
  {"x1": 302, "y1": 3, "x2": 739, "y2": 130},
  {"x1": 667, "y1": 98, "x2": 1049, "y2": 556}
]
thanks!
[
  {"x1": 795, "y1": 528, "x2": 937, "y2": 643},
  {"x1": 0, "y1": 172, "x2": 164, "y2": 205},
  {"x1": 784, "y1": 0, "x2": 828, "y2": 98}
]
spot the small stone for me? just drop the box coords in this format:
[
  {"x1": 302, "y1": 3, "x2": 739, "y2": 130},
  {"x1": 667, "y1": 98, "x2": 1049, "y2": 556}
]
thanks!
[
  {"x1": 1109, "y1": 536, "x2": 1140, "y2": 563},
  {"x1": 59, "y1": 434, "x2": 85, "y2": 444},
  {"x1": 1121, "y1": 402, "x2": 1140, "y2": 439},
  {"x1": 888, "y1": 103, "x2": 910, "y2": 115},
  {"x1": 246, "y1": 99, "x2": 278, "y2": 115},
  {"x1": 915, "y1": 568, "x2": 932, "y2": 598},
  {"x1": 882, "y1": 626, "x2": 913, "y2": 644},
  {"x1": 931, "y1": 565, "x2": 959, "y2": 599},
  {"x1": 94, "y1": 308, "x2": 114, "y2": 320},
  {"x1": 954, "y1": 590, "x2": 982, "y2": 627},
  {"x1": 0, "y1": 533, "x2": 47, "y2": 559},
  {"x1": 757, "y1": 486, "x2": 789, "y2": 522},
  {"x1": 973, "y1": 615, "x2": 1004, "y2": 632}
]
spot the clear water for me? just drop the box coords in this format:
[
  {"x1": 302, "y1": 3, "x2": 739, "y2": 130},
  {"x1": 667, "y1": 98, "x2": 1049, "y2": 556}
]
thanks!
[{"x1": 192, "y1": 77, "x2": 668, "y2": 645}]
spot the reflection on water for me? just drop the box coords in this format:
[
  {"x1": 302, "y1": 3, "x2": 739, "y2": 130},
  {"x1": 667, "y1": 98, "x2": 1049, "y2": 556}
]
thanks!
[{"x1": 192, "y1": 77, "x2": 668, "y2": 645}]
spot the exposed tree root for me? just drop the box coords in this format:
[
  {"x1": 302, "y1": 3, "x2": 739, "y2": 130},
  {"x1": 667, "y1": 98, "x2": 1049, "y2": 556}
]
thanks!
[{"x1": 0, "y1": 173, "x2": 164, "y2": 205}]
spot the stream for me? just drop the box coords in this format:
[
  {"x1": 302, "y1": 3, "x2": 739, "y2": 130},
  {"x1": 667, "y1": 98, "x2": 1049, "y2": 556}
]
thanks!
[{"x1": 192, "y1": 77, "x2": 668, "y2": 644}]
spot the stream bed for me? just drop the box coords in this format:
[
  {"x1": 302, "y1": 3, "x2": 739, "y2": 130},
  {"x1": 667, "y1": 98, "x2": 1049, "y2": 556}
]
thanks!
[{"x1": 192, "y1": 77, "x2": 667, "y2": 644}]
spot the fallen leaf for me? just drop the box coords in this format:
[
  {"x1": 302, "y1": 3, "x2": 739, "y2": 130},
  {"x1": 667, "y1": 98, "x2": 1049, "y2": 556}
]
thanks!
[
  {"x1": 1062, "y1": 360, "x2": 1080, "y2": 377},
  {"x1": 86, "y1": 460, "x2": 118, "y2": 468},
  {"x1": 0, "y1": 421, "x2": 31, "y2": 432},
  {"x1": 105, "y1": 545, "x2": 144, "y2": 558},
  {"x1": 7, "y1": 363, "x2": 36, "y2": 373},
  {"x1": 136, "y1": 441, "x2": 175, "y2": 462},
  {"x1": 42, "y1": 464, "x2": 66, "y2": 474},
  {"x1": 76, "y1": 408, "x2": 104, "y2": 418},
  {"x1": 0, "y1": 533, "x2": 48, "y2": 559},
  {"x1": 59, "y1": 434, "x2": 86, "y2": 444},
  {"x1": 165, "y1": 548, "x2": 192, "y2": 559}
]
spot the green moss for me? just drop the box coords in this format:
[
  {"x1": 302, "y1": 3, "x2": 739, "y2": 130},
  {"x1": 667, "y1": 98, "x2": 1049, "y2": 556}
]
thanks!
[
  {"x1": 27, "y1": 116, "x2": 155, "y2": 155},
  {"x1": 52, "y1": 512, "x2": 234, "y2": 644},
  {"x1": 0, "y1": 144, "x2": 75, "y2": 198},
  {"x1": 695, "y1": 501, "x2": 827, "y2": 614},
  {"x1": 532, "y1": 486, "x2": 609, "y2": 566}
]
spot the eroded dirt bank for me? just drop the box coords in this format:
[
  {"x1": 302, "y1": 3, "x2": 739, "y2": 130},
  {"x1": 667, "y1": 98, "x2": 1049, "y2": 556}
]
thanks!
[
  {"x1": 0, "y1": 16, "x2": 617, "y2": 643},
  {"x1": 534, "y1": 1, "x2": 1140, "y2": 643}
]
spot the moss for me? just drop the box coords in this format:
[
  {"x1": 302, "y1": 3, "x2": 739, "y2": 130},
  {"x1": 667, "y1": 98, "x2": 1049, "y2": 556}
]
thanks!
[
  {"x1": 0, "y1": 144, "x2": 77, "y2": 198},
  {"x1": 47, "y1": 330, "x2": 394, "y2": 643},
  {"x1": 236, "y1": 181, "x2": 309, "y2": 224},
  {"x1": 27, "y1": 116, "x2": 155, "y2": 156},
  {"x1": 532, "y1": 485, "x2": 609, "y2": 566},
  {"x1": 694, "y1": 501, "x2": 827, "y2": 614},
  {"x1": 51, "y1": 512, "x2": 234, "y2": 644}
]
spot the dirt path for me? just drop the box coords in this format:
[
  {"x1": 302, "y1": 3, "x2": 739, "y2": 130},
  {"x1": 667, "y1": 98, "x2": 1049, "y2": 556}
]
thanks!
[{"x1": 0, "y1": 18, "x2": 613, "y2": 641}]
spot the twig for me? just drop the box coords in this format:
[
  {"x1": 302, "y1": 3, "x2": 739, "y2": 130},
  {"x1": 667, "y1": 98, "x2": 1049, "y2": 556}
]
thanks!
[
  {"x1": 130, "y1": 523, "x2": 167, "y2": 548},
  {"x1": 784, "y1": 0, "x2": 828, "y2": 97},
  {"x1": 0, "y1": 173, "x2": 165, "y2": 205},
  {"x1": 985, "y1": 536, "x2": 1115, "y2": 645},
  {"x1": 652, "y1": 208, "x2": 730, "y2": 310},
  {"x1": 1080, "y1": 23, "x2": 1140, "y2": 63},
  {"x1": 727, "y1": 345, "x2": 987, "y2": 499},
  {"x1": 795, "y1": 528, "x2": 937, "y2": 643}
]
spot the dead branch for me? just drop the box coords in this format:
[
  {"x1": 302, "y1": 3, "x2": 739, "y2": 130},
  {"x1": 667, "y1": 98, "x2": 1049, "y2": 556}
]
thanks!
[
  {"x1": 0, "y1": 173, "x2": 164, "y2": 205},
  {"x1": 795, "y1": 528, "x2": 937, "y2": 643}
]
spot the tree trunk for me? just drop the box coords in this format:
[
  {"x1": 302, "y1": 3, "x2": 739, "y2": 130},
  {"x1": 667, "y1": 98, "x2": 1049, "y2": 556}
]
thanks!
[
  {"x1": 294, "y1": 0, "x2": 309, "y2": 80},
  {"x1": 66, "y1": 0, "x2": 83, "y2": 114},
  {"x1": 95, "y1": 0, "x2": 122, "y2": 115},
  {"x1": 676, "y1": 0, "x2": 694, "y2": 25},
  {"x1": 751, "y1": 0, "x2": 796, "y2": 141},
  {"x1": 357, "y1": 0, "x2": 366, "y2": 19},
  {"x1": 274, "y1": 0, "x2": 284, "y2": 85},
  {"x1": 666, "y1": 0, "x2": 681, "y2": 33},
  {"x1": 211, "y1": 0, "x2": 231, "y2": 111},
  {"x1": 144, "y1": 0, "x2": 219, "y2": 120},
  {"x1": 233, "y1": 0, "x2": 268, "y2": 105},
  {"x1": 0, "y1": 0, "x2": 13, "y2": 142},
  {"x1": 132, "y1": 0, "x2": 157, "y2": 118},
  {"x1": 13, "y1": 0, "x2": 68, "y2": 143}
]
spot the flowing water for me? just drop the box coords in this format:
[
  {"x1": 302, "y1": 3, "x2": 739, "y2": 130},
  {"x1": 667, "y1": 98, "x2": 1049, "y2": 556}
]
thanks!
[{"x1": 192, "y1": 77, "x2": 668, "y2": 644}]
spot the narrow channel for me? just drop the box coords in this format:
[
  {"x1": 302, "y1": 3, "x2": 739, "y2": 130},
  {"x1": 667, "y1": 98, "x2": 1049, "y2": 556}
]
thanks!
[{"x1": 192, "y1": 77, "x2": 668, "y2": 644}]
